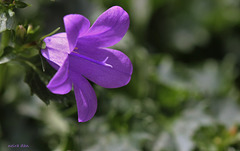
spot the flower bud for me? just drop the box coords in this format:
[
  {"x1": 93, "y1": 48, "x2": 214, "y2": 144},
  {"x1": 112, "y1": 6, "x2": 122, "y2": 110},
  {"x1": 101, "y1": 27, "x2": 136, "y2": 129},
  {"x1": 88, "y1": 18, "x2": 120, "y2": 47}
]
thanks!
[
  {"x1": 16, "y1": 25, "x2": 26, "y2": 39},
  {"x1": 27, "y1": 24, "x2": 33, "y2": 34}
]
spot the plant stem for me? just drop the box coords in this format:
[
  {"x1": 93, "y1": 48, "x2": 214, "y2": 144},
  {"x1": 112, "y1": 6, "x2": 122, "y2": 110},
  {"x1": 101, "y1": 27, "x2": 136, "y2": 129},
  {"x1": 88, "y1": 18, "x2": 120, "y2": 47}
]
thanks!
[{"x1": 0, "y1": 30, "x2": 11, "y2": 56}]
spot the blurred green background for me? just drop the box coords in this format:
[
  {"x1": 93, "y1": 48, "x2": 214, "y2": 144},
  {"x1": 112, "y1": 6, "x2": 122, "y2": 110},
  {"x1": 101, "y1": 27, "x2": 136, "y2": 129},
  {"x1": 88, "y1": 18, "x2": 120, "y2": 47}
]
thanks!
[{"x1": 1, "y1": 0, "x2": 240, "y2": 150}]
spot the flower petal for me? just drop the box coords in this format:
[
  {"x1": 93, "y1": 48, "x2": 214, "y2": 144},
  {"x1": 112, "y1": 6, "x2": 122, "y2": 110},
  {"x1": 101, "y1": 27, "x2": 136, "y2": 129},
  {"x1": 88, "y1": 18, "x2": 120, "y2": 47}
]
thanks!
[
  {"x1": 64, "y1": 14, "x2": 90, "y2": 51},
  {"x1": 79, "y1": 6, "x2": 129, "y2": 47},
  {"x1": 70, "y1": 70, "x2": 97, "y2": 122},
  {"x1": 47, "y1": 59, "x2": 72, "y2": 94},
  {"x1": 69, "y1": 46, "x2": 133, "y2": 88},
  {"x1": 41, "y1": 33, "x2": 69, "y2": 68}
]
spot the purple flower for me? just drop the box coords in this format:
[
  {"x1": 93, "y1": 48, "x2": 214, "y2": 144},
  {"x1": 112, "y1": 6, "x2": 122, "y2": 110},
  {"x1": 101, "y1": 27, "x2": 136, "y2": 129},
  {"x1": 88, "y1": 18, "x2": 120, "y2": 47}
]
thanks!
[{"x1": 41, "y1": 6, "x2": 133, "y2": 122}]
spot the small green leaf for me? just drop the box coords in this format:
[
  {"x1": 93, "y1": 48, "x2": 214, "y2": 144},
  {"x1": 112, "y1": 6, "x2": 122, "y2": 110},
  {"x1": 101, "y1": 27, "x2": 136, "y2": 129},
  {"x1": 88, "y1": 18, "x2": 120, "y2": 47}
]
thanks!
[
  {"x1": 19, "y1": 48, "x2": 39, "y2": 58},
  {"x1": 41, "y1": 42, "x2": 46, "y2": 49},
  {"x1": 14, "y1": 0, "x2": 29, "y2": 8}
]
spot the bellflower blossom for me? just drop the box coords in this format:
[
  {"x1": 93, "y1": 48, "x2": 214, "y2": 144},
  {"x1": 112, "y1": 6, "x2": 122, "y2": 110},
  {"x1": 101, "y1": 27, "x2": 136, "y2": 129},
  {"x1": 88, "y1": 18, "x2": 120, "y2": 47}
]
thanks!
[{"x1": 41, "y1": 6, "x2": 133, "y2": 122}]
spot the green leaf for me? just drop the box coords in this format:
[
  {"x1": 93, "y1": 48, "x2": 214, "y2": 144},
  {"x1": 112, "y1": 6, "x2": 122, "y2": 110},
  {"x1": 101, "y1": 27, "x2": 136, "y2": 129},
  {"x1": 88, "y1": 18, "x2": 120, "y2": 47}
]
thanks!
[
  {"x1": 19, "y1": 48, "x2": 39, "y2": 58},
  {"x1": 14, "y1": 0, "x2": 29, "y2": 8},
  {"x1": 41, "y1": 42, "x2": 46, "y2": 49},
  {"x1": 192, "y1": 124, "x2": 230, "y2": 150},
  {"x1": 26, "y1": 73, "x2": 50, "y2": 104},
  {"x1": 24, "y1": 68, "x2": 51, "y2": 105}
]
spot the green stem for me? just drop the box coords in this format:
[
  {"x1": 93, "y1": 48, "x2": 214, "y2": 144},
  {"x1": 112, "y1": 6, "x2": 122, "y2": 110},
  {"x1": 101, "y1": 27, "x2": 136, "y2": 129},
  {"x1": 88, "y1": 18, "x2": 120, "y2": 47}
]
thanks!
[
  {"x1": 0, "y1": 64, "x2": 7, "y2": 95},
  {"x1": 0, "y1": 30, "x2": 11, "y2": 57},
  {"x1": 62, "y1": 106, "x2": 77, "y2": 117},
  {"x1": 39, "y1": 27, "x2": 60, "y2": 41}
]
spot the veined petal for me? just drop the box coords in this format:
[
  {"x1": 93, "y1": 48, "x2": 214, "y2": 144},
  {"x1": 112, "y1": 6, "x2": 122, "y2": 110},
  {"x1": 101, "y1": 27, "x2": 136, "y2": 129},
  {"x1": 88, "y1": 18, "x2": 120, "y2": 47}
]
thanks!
[
  {"x1": 70, "y1": 70, "x2": 97, "y2": 122},
  {"x1": 69, "y1": 46, "x2": 133, "y2": 88},
  {"x1": 41, "y1": 33, "x2": 69, "y2": 68},
  {"x1": 79, "y1": 6, "x2": 129, "y2": 47},
  {"x1": 64, "y1": 14, "x2": 90, "y2": 51},
  {"x1": 47, "y1": 59, "x2": 72, "y2": 94}
]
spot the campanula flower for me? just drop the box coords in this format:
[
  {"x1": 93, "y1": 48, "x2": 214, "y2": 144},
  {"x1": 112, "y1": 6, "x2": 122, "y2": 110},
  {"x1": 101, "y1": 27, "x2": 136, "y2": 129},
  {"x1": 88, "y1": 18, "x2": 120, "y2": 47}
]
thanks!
[{"x1": 41, "y1": 6, "x2": 133, "y2": 122}]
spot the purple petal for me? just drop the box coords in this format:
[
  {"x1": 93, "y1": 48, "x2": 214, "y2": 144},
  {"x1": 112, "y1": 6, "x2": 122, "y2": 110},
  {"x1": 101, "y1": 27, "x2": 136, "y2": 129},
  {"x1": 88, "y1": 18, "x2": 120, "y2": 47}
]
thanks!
[
  {"x1": 70, "y1": 70, "x2": 97, "y2": 122},
  {"x1": 69, "y1": 46, "x2": 133, "y2": 88},
  {"x1": 79, "y1": 6, "x2": 129, "y2": 47},
  {"x1": 47, "y1": 59, "x2": 72, "y2": 94},
  {"x1": 41, "y1": 33, "x2": 69, "y2": 68},
  {"x1": 64, "y1": 14, "x2": 90, "y2": 51}
]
